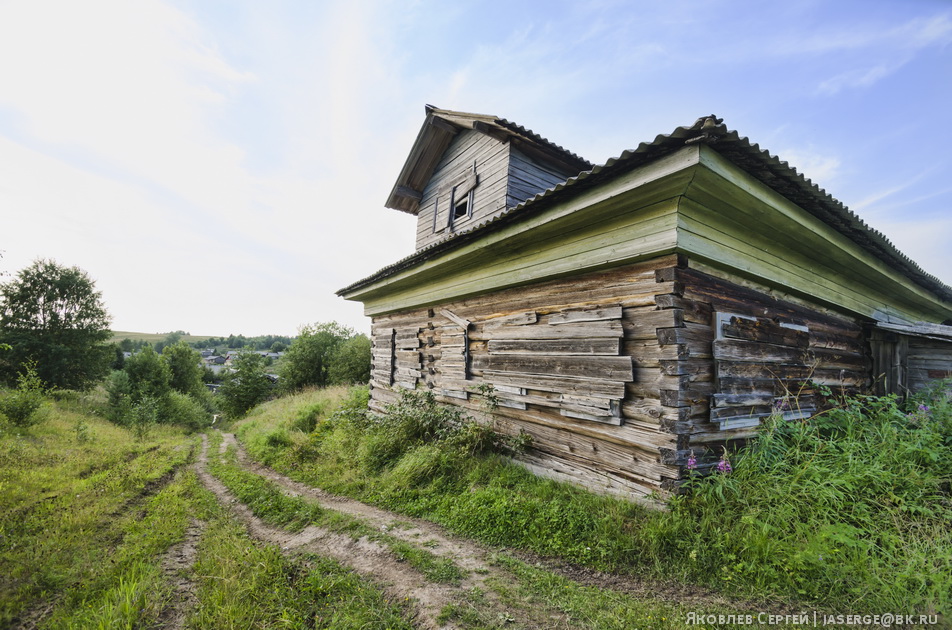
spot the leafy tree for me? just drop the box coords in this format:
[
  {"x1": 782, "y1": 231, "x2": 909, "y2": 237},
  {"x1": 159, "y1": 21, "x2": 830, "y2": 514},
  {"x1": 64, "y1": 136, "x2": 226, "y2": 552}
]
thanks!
[
  {"x1": 109, "y1": 343, "x2": 125, "y2": 370},
  {"x1": 329, "y1": 333, "x2": 371, "y2": 385},
  {"x1": 218, "y1": 350, "x2": 273, "y2": 418},
  {"x1": 123, "y1": 345, "x2": 172, "y2": 403},
  {"x1": 278, "y1": 321, "x2": 352, "y2": 392},
  {"x1": 0, "y1": 259, "x2": 111, "y2": 389},
  {"x1": 270, "y1": 341, "x2": 287, "y2": 353},
  {"x1": 162, "y1": 341, "x2": 204, "y2": 397}
]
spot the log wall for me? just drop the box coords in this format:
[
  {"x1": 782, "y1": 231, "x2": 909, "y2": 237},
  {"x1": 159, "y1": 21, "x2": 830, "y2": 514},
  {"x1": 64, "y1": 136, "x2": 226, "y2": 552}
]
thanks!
[
  {"x1": 664, "y1": 263, "x2": 871, "y2": 473},
  {"x1": 368, "y1": 254, "x2": 883, "y2": 498},
  {"x1": 369, "y1": 255, "x2": 686, "y2": 500}
]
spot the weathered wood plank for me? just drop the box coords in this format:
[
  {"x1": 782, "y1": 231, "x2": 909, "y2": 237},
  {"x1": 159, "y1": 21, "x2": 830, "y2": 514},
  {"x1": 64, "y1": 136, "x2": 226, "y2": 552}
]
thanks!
[
  {"x1": 622, "y1": 310, "x2": 681, "y2": 340},
  {"x1": 654, "y1": 294, "x2": 713, "y2": 325},
  {"x1": 482, "y1": 370, "x2": 626, "y2": 398},
  {"x1": 548, "y1": 306, "x2": 623, "y2": 324},
  {"x1": 481, "y1": 311, "x2": 538, "y2": 327},
  {"x1": 472, "y1": 355, "x2": 633, "y2": 381},
  {"x1": 721, "y1": 316, "x2": 809, "y2": 348},
  {"x1": 488, "y1": 338, "x2": 621, "y2": 356},
  {"x1": 471, "y1": 320, "x2": 623, "y2": 340},
  {"x1": 712, "y1": 339, "x2": 806, "y2": 363}
]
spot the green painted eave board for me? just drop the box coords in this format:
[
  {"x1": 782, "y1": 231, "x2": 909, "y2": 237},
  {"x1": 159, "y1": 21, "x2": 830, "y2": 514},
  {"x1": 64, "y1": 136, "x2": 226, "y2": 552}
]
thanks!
[{"x1": 681, "y1": 146, "x2": 952, "y2": 323}]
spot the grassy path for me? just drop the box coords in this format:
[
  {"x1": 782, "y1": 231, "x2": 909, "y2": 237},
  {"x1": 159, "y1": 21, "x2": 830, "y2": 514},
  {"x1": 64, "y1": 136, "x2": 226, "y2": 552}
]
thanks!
[{"x1": 207, "y1": 430, "x2": 791, "y2": 629}]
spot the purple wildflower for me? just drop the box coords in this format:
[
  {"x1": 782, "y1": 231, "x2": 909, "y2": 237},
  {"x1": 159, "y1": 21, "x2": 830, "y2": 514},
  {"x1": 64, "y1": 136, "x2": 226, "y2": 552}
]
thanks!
[
  {"x1": 686, "y1": 452, "x2": 697, "y2": 470},
  {"x1": 918, "y1": 404, "x2": 930, "y2": 414},
  {"x1": 716, "y1": 455, "x2": 732, "y2": 474}
]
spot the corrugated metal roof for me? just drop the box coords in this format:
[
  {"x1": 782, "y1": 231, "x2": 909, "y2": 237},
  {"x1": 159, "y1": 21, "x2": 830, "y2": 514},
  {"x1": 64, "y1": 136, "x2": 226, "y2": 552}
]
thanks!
[{"x1": 341, "y1": 115, "x2": 952, "y2": 305}]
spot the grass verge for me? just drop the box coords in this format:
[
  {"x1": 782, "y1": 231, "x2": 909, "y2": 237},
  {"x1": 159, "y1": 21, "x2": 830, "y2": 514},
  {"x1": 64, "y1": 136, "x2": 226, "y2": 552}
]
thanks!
[
  {"x1": 0, "y1": 397, "x2": 194, "y2": 627},
  {"x1": 233, "y1": 384, "x2": 952, "y2": 616}
]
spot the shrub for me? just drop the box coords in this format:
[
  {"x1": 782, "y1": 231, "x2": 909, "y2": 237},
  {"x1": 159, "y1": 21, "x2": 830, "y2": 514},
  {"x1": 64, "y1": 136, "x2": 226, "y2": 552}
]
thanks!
[
  {"x1": 104, "y1": 370, "x2": 134, "y2": 425},
  {"x1": 291, "y1": 401, "x2": 326, "y2": 433},
  {"x1": 162, "y1": 391, "x2": 212, "y2": 431},
  {"x1": 131, "y1": 396, "x2": 159, "y2": 441},
  {"x1": 0, "y1": 362, "x2": 46, "y2": 427}
]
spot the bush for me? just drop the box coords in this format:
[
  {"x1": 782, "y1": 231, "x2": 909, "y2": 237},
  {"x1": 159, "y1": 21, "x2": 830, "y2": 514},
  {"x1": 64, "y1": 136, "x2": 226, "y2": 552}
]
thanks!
[
  {"x1": 0, "y1": 362, "x2": 46, "y2": 427},
  {"x1": 291, "y1": 400, "x2": 326, "y2": 433},
  {"x1": 162, "y1": 391, "x2": 212, "y2": 431},
  {"x1": 104, "y1": 370, "x2": 134, "y2": 425},
  {"x1": 131, "y1": 396, "x2": 159, "y2": 441},
  {"x1": 218, "y1": 351, "x2": 273, "y2": 419}
]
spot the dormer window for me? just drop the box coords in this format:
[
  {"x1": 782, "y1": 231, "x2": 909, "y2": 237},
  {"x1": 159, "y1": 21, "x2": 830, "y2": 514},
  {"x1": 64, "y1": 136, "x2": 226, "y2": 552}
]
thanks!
[{"x1": 443, "y1": 167, "x2": 478, "y2": 232}]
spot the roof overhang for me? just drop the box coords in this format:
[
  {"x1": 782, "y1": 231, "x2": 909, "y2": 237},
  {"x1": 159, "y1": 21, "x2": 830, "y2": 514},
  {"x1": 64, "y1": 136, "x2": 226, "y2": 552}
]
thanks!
[{"x1": 350, "y1": 114, "x2": 952, "y2": 323}]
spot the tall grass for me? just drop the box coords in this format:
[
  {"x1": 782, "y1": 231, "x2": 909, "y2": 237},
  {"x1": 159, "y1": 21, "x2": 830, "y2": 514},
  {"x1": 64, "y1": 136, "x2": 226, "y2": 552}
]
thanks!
[
  {"x1": 235, "y1": 382, "x2": 952, "y2": 614},
  {"x1": 642, "y1": 389, "x2": 952, "y2": 612}
]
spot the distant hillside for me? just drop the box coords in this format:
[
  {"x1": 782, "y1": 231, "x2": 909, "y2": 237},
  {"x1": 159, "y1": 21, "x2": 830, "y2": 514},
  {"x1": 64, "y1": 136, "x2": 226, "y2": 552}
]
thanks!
[{"x1": 110, "y1": 331, "x2": 216, "y2": 344}]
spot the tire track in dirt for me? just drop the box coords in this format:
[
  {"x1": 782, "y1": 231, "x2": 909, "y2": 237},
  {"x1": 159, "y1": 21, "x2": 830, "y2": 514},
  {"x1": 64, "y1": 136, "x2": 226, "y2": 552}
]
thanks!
[
  {"x1": 223, "y1": 433, "x2": 805, "y2": 619},
  {"x1": 198, "y1": 434, "x2": 528, "y2": 630},
  {"x1": 155, "y1": 517, "x2": 206, "y2": 630},
  {"x1": 222, "y1": 432, "x2": 498, "y2": 576}
]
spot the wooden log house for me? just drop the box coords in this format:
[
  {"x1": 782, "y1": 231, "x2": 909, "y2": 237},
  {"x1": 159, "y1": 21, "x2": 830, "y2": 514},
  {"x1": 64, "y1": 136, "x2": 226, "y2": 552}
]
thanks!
[{"x1": 338, "y1": 106, "x2": 952, "y2": 500}]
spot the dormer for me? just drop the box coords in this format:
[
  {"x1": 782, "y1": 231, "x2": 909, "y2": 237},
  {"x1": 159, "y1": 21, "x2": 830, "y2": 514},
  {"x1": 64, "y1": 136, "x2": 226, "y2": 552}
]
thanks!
[{"x1": 386, "y1": 106, "x2": 592, "y2": 251}]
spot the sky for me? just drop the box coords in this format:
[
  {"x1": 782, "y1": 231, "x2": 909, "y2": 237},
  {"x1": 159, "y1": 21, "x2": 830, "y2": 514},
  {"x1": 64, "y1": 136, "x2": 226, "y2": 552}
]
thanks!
[{"x1": 1, "y1": 0, "x2": 950, "y2": 337}]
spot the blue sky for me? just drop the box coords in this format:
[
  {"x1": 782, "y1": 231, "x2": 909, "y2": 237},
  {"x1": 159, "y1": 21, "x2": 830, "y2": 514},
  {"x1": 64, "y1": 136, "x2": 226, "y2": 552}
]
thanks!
[{"x1": 1, "y1": 0, "x2": 950, "y2": 336}]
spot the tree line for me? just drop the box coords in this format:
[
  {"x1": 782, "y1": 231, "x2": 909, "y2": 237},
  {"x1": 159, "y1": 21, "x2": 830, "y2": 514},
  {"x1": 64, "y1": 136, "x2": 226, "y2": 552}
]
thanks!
[{"x1": 0, "y1": 259, "x2": 371, "y2": 429}]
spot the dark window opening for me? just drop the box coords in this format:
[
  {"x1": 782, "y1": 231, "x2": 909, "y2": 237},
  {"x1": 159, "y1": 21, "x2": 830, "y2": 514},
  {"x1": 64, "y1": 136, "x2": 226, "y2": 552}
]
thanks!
[{"x1": 453, "y1": 194, "x2": 469, "y2": 220}]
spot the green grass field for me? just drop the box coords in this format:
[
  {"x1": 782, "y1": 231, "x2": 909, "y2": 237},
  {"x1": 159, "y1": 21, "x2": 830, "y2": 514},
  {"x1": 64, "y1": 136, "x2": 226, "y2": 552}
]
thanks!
[{"x1": 110, "y1": 331, "x2": 216, "y2": 344}]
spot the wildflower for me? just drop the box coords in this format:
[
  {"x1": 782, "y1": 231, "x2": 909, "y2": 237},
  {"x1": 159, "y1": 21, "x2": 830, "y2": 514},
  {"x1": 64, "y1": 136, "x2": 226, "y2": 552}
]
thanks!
[
  {"x1": 686, "y1": 451, "x2": 697, "y2": 470},
  {"x1": 918, "y1": 404, "x2": 930, "y2": 414},
  {"x1": 717, "y1": 448, "x2": 732, "y2": 473}
]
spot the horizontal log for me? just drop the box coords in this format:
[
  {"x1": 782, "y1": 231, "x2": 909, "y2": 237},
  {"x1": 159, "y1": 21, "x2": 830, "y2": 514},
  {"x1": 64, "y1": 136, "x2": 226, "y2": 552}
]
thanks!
[
  {"x1": 711, "y1": 392, "x2": 775, "y2": 408},
  {"x1": 713, "y1": 339, "x2": 806, "y2": 363},
  {"x1": 472, "y1": 355, "x2": 633, "y2": 381},
  {"x1": 482, "y1": 370, "x2": 625, "y2": 398},
  {"x1": 395, "y1": 350, "x2": 420, "y2": 364},
  {"x1": 470, "y1": 320, "x2": 623, "y2": 340},
  {"x1": 622, "y1": 398, "x2": 664, "y2": 423},
  {"x1": 488, "y1": 338, "x2": 620, "y2": 356},
  {"x1": 548, "y1": 306, "x2": 623, "y2": 324},
  {"x1": 623, "y1": 338, "x2": 687, "y2": 362},
  {"x1": 622, "y1": 309, "x2": 682, "y2": 340},
  {"x1": 657, "y1": 322, "x2": 714, "y2": 347},
  {"x1": 561, "y1": 408, "x2": 622, "y2": 425},
  {"x1": 481, "y1": 311, "x2": 538, "y2": 327},
  {"x1": 654, "y1": 294, "x2": 713, "y2": 325},
  {"x1": 721, "y1": 316, "x2": 809, "y2": 348},
  {"x1": 715, "y1": 361, "x2": 811, "y2": 380},
  {"x1": 659, "y1": 358, "x2": 713, "y2": 380}
]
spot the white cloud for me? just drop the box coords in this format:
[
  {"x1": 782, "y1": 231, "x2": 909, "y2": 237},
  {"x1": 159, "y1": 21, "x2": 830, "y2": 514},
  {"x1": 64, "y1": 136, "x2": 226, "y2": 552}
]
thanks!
[
  {"x1": 0, "y1": 0, "x2": 254, "y2": 214},
  {"x1": 775, "y1": 148, "x2": 842, "y2": 190}
]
